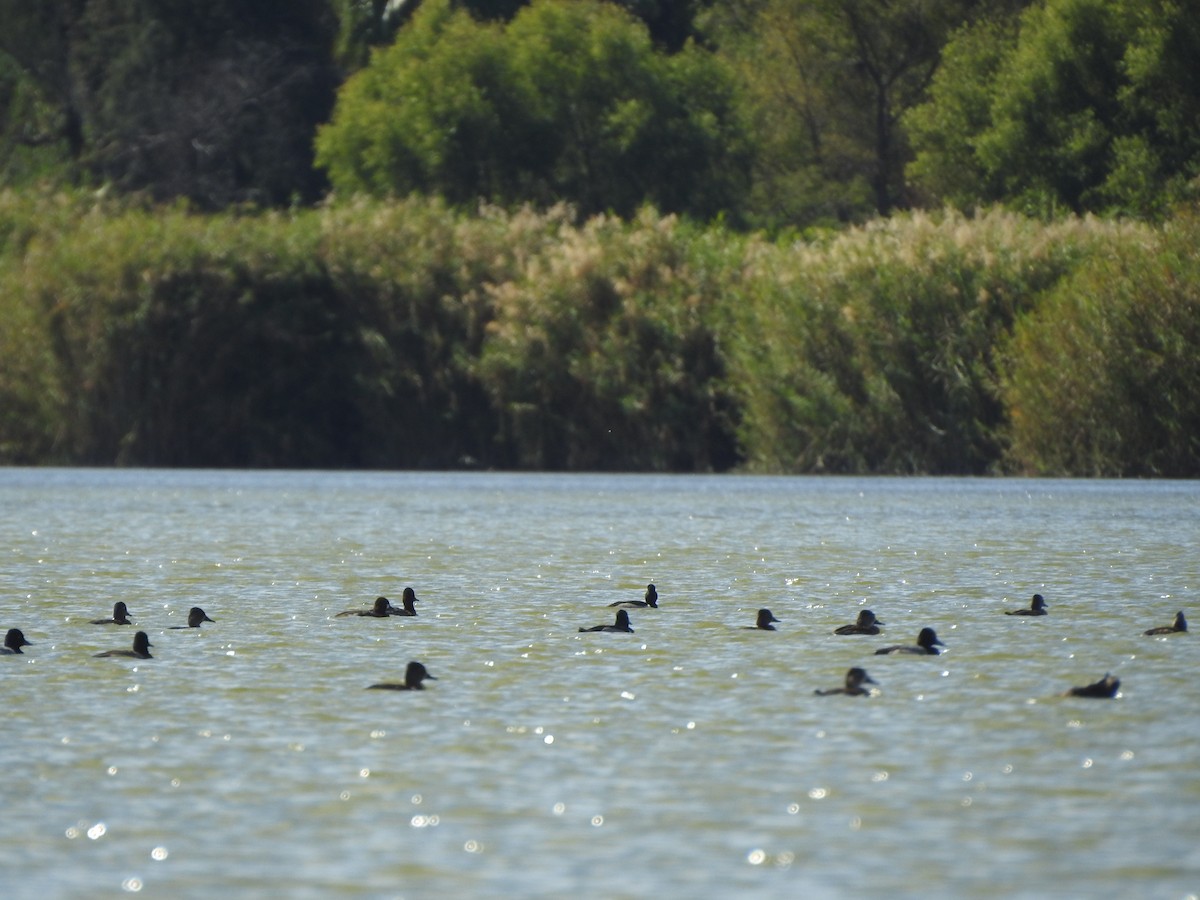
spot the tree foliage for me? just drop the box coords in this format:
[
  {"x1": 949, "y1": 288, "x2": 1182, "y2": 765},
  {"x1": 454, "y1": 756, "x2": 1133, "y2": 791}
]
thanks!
[
  {"x1": 701, "y1": 0, "x2": 995, "y2": 229},
  {"x1": 0, "y1": 0, "x2": 338, "y2": 206},
  {"x1": 315, "y1": 0, "x2": 748, "y2": 220},
  {"x1": 908, "y1": 0, "x2": 1200, "y2": 218}
]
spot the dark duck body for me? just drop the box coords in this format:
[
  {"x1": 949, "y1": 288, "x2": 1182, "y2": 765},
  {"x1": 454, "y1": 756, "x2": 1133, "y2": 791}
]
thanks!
[
  {"x1": 609, "y1": 584, "x2": 659, "y2": 609},
  {"x1": 367, "y1": 661, "x2": 437, "y2": 691},
  {"x1": 91, "y1": 602, "x2": 134, "y2": 625},
  {"x1": 170, "y1": 606, "x2": 215, "y2": 629},
  {"x1": 337, "y1": 596, "x2": 397, "y2": 618},
  {"x1": 814, "y1": 667, "x2": 878, "y2": 696},
  {"x1": 834, "y1": 609, "x2": 884, "y2": 635},
  {"x1": 748, "y1": 608, "x2": 780, "y2": 631},
  {"x1": 1006, "y1": 594, "x2": 1048, "y2": 616},
  {"x1": 387, "y1": 587, "x2": 421, "y2": 616},
  {"x1": 580, "y1": 609, "x2": 635, "y2": 633},
  {"x1": 875, "y1": 627, "x2": 944, "y2": 655},
  {"x1": 1144, "y1": 611, "x2": 1187, "y2": 635},
  {"x1": 1065, "y1": 673, "x2": 1120, "y2": 698},
  {"x1": 1, "y1": 628, "x2": 32, "y2": 655},
  {"x1": 94, "y1": 630, "x2": 153, "y2": 659}
]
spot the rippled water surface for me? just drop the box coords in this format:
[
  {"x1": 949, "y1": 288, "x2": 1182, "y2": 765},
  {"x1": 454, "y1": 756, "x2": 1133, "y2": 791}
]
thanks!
[{"x1": 2, "y1": 470, "x2": 1197, "y2": 898}]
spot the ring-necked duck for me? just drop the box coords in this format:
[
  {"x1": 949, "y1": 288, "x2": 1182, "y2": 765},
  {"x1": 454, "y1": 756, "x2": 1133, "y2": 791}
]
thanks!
[
  {"x1": 388, "y1": 587, "x2": 421, "y2": 617},
  {"x1": 814, "y1": 667, "x2": 878, "y2": 696},
  {"x1": 748, "y1": 608, "x2": 780, "y2": 631},
  {"x1": 1144, "y1": 611, "x2": 1187, "y2": 635},
  {"x1": 875, "y1": 627, "x2": 944, "y2": 655},
  {"x1": 337, "y1": 596, "x2": 398, "y2": 618},
  {"x1": 834, "y1": 610, "x2": 884, "y2": 635},
  {"x1": 169, "y1": 607, "x2": 215, "y2": 629},
  {"x1": 1065, "y1": 673, "x2": 1120, "y2": 698},
  {"x1": 579, "y1": 609, "x2": 635, "y2": 633},
  {"x1": 609, "y1": 584, "x2": 659, "y2": 609},
  {"x1": 94, "y1": 631, "x2": 153, "y2": 659},
  {"x1": 1, "y1": 628, "x2": 32, "y2": 655},
  {"x1": 91, "y1": 602, "x2": 134, "y2": 625},
  {"x1": 367, "y1": 661, "x2": 437, "y2": 691},
  {"x1": 1006, "y1": 594, "x2": 1048, "y2": 616}
]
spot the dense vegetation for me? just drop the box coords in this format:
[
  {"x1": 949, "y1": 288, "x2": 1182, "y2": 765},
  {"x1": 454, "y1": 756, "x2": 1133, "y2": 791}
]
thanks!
[
  {"x1": 1, "y1": 0, "x2": 1197, "y2": 474},
  {"x1": 3, "y1": 191, "x2": 1196, "y2": 475}
]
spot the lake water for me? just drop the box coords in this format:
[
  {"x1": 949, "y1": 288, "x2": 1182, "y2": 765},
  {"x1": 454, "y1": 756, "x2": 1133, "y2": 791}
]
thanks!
[{"x1": 1, "y1": 469, "x2": 1197, "y2": 899}]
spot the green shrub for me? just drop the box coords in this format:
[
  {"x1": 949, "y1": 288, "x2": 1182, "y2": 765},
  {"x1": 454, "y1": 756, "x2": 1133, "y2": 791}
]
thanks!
[
  {"x1": 1, "y1": 191, "x2": 1190, "y2": 475},
  {"x1": 477, "y1": 208, "x2": 742, "y2": 470},
  {"x1": 1001, "y1": 208, "x2": 1200, "y2": 475},
  {"x1": 725, "y1": 209, "x2": 1144, "y2": 473}
]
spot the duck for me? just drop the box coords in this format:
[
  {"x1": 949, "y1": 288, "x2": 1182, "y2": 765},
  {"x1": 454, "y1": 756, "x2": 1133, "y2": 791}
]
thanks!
[
  {"x1": 336, "y1": 596, "x2": 398, "y2": 618},
  {"x1": 94, "y1": 631, "x2": 153, "y2": 659},
  {"x1": 579, "y1": 609, "x2": 635, "y2": 633},
  {"x1": 1006, "y1": 594, "x2": 1048, "y2": 616},
  {"x1": 387, "y1": 587, "x2": 421, "y2": 616},
  {"x1": 609, "y1": 584, "x2": 659, "y2": 609},
  {"x1": 833, "y1": 609, "x2": 884, "y2": 635},
  {"x1": 1, "y1": 628, "x2": 32, "y2": 655},
  {"x1": 90, "y1": 602, "x2": 134, "y2": 625},
  {"x1": 367, "y1": 661, "x2": 437, "y2": 691},
  {"x1": 814, "y1": 667, "x2": 878, "y2": 696},
  {"x1": 169, "y1": 606, "x2": 215, "y2": 629},
  {"x1": 1144, "y1": 611, "x2": 1187, "y2": 635},
  {"x1": 1065, "y1": 673, "x2": 1120, "y2": 698},
  {"x1": 875, "y1": 627, "x2": 944, "y2": 655},
  {"x1": 747, "y1": 608, "x2": 780, "y2": 631}
]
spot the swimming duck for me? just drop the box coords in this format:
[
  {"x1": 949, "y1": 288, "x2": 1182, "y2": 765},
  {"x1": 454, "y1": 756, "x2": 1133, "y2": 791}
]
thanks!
[
  {"x1": 388, "y1": 587, "x2": 421, "y2": 616},
  {"x1": 1006, "y1": 594, "x2": 1048, "y2": 616},
  {"x1": 1144, "y1": 611, "x2": 1187, "y2": 635},
  {"x1": 748, "y1": 608, "x2": 780, "y2": 631},
  {"x1": 834, "y1": 609, "x2": 884, "y2": 635},
  {"x1": 169, "y1": 606, "x2": 215, "y2": 629},
  {"x1": 1, "y1": 628, "x2": 32, "y2": 655},
  {"x1": 367, "y1": 661, "x2": 437, "y2": 691},
  {"x1": 875, "y1": 627, "x2": 944, "y2": 655},
  {"x1": 609, "y1": 584, "x2": 659, "y2": 609},
  {"x1": 579, "y1": 609, "x2": 635, "y2": 633},
  {"x1": 336, "y1": 596, "x2": 398, "y2": 618},
  {"x1": 1065, "y1": 673, "x2": 1120, "y2": 698},
  {"x1": 91, "y1": 601, "x2": 134, "y2": 625},
  {"x1": 814, "y1": 667, "x2": 878, "y2": 696},
  {"x1": 94, "y1": 631, "x2": 153, "y2": 659}
]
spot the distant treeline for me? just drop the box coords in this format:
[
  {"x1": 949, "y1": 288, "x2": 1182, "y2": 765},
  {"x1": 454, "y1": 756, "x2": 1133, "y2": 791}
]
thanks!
[
  {"x1": 4, "y1": 0, "x2": 1197, "y2": 230},
  {"x1": 3, "y1": 191, "x2": 1197, "y2": 475}
]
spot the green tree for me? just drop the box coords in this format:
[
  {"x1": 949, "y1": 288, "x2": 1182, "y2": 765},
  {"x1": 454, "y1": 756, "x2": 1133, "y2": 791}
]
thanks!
[
  {"x1": 0, "y1": 0, "x2": 338, "y2": 206},
  {"x1": 904, "y1": 17, "x2": 1019, "y2": 209},
  {"x1": 977, "y1": 0, "x2": 1132, "y2": 215},
  {"x1": 908, "y1": 0, "x2": 1200, "y2": 218},
  {"x1": 316, "y1": 0, "x2": 748, "y2": 220},
  {"x1": 0, "y1": 0, "x2": 86, "y2": 180},
  {"x1": 315, "y1": 2, "x2": 525, "y2": 202},
  {"x1": 704, "y1": 0, "x2": 985, "y2": 230}
]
